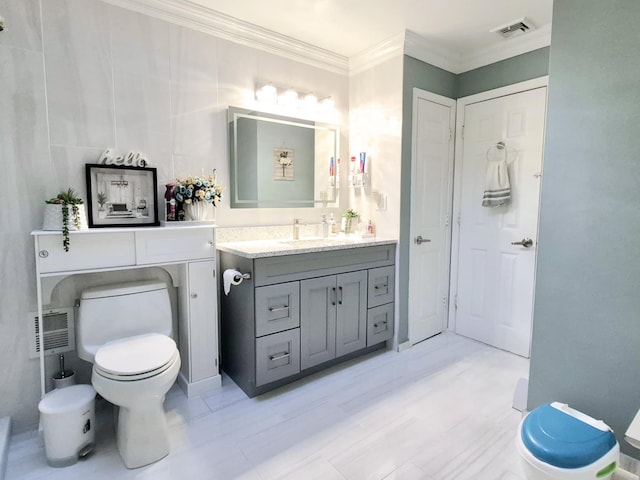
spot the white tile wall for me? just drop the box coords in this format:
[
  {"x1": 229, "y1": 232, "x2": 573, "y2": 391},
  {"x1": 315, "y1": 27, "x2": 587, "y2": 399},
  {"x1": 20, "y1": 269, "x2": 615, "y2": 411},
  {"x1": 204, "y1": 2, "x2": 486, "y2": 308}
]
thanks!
[{"x1": 0, "y1": 0, "x2": 353, "y2": 432}]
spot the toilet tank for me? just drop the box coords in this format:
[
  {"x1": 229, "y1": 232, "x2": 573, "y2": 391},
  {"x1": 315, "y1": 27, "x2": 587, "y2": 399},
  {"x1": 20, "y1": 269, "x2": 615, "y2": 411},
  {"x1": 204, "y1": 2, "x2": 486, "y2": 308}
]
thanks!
[{"x1": 77, "y1": 280, "x2": 173, "y2": 363}]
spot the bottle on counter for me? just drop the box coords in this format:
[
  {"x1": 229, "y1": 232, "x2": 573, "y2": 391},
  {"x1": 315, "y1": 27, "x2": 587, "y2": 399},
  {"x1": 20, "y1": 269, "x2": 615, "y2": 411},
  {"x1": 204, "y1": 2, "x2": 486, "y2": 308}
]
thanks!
[
  {"x1": 321, "y1": 214, "x2": 329, "y2": 238},
  {"x1": 164, "y1": 183, "x2": 176, "y2": 221},
  {"x1": 329, "y1": 213, "x2": 337, "y2": 236}
]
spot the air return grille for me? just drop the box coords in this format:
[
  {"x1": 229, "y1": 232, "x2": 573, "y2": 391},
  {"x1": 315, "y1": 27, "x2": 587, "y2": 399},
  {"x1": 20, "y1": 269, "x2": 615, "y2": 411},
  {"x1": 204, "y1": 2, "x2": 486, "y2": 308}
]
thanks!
[
  {"x1": 491, "y1": 17, "x2": 535, "y2": 39},
  {"x1": 28, "y1": 308, "x2": 75, "y2": 358}
]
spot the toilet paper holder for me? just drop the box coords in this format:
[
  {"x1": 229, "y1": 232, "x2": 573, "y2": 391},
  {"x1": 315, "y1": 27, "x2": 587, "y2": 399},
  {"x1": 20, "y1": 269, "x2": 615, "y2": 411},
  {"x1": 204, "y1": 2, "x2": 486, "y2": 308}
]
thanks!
[{"x1": 233, "y1": 272, "x2": 251, "y2": 282}]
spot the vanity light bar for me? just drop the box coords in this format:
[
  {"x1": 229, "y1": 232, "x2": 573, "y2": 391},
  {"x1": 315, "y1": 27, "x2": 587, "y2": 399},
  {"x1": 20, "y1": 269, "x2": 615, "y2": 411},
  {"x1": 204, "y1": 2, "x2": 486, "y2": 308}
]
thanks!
[{"x1": 255, "y1": 83, "x2": 334, "y2": 112}]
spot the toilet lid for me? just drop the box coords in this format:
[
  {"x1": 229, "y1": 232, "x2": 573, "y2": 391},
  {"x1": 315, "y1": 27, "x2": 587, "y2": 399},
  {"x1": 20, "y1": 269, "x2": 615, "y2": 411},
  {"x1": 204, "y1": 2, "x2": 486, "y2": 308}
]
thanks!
[
  {"x1": 521, "y1": 403, "x2": 617, "y2": 469},
  {"x1": 94, "y1": 333, "x2": 177, "y2": 378}
]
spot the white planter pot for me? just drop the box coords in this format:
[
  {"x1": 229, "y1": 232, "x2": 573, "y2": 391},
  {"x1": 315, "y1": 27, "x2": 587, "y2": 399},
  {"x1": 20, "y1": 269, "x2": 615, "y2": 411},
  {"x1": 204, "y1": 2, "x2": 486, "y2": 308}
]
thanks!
[{"x1": 42, "y1": 204, "x2": 88, "y2": 231}]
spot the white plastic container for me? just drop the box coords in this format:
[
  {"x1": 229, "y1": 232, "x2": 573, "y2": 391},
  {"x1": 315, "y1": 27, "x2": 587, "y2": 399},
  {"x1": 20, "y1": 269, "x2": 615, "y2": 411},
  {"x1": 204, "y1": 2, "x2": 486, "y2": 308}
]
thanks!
[{"x1": 38, "y1": 384, "x2": 96, "y2": 467}]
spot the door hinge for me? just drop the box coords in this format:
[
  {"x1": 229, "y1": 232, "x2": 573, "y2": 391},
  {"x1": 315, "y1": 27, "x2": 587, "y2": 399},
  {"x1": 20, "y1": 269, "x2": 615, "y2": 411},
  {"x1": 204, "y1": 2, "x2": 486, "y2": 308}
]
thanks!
[
  {"x1": 461, "y1": 125, "x2": 465, "y2": 140},
  {"x1": 445, "y1": 214, "x2": 450, "y2": 227},
  {"x1": 449, "y1": 128, "x2": 452, "y2": 142},
  {"x1": 456, "y1": 213, "x2": 461, "y2": 225},
  {"x1": 454, "y1": 295, "x2": 458, "y2": 310},
  {"x1": 442, "y1": 295, "x2": 448, "y2": 306},
  {"x1": 212, "y1": 268, "x2": 216, "y2": 278}
]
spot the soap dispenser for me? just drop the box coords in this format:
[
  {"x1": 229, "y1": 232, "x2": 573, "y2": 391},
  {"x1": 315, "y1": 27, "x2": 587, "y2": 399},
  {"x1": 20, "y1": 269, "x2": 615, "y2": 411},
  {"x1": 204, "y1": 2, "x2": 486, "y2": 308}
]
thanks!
[
  {"x1": 329, "y1": 213, "x2": 337, "y2": 237},
  {"x1": 321, "y1": 214, "x2": 329, "y2": 238}
]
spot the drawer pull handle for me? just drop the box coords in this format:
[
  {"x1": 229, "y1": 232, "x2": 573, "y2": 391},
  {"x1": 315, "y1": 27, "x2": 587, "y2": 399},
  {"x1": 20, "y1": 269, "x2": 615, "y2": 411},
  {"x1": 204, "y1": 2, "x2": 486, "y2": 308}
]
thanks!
[
  {"x1": 338, "y1": 286, "x2": 343, "y2": 305},
  {"x1": 190, "y1": 293, "x2": 198, "y2": 299},
  {"x1": 207, "y1": 240, "x2": 214, "y2": 246},
  {"x1": 374, "y1": 284, "x2": 388, "y2": 290},
  {"x1": 332, "y1": 287, "x2": 336, "y2": 306},
  {"x1": 39, "y1": 250, "x2": 49, "y2": 258},
  {"x1": 268, "y1": 306, "x2": 289, "y2": 313},
  {"x1": 269, "y1": 352, "x2": 290, "y2": 361},
  {"x1": 374, "y1": 320, "x2": 388, "y2": 328}
]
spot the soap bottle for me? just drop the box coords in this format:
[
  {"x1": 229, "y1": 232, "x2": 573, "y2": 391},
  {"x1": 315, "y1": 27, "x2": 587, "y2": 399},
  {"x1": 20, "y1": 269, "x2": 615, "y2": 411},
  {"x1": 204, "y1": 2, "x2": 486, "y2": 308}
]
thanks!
[
  {"x1": 321, "y1": 214, "x2": 329, "y2": 238},
  {"x1": 329, "y1": 213, "x2": 337, "y2": 236}
]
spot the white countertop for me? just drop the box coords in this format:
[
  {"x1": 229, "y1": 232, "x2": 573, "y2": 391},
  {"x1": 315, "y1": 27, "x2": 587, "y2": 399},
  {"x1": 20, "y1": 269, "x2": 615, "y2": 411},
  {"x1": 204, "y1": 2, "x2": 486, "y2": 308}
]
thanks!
[{"x1": 217, "y1": 236, "x2": 397, "y2": 258}]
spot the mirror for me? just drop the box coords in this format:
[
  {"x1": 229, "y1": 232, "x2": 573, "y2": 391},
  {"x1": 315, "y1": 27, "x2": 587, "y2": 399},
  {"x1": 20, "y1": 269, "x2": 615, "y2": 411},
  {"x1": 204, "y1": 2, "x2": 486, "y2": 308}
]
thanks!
[{"x1": 228, "y1": 106, "x2": 339, "y2": 208}]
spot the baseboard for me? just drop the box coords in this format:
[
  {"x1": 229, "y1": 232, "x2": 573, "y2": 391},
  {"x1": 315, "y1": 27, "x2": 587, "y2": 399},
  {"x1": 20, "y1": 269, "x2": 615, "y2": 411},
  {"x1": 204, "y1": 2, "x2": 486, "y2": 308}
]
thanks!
[
  {"x1": 0, "y1": 417, "x2": 11, "y2": 480},
  {"x1": 177, "y1": 372, "x2": 221, "y2": 398},
  {"x1": 397, "y1": 341, "x2": 412, "y2": 352},
  {"x1": 512, "y1": 377, "x2": 529, "y2": 412}
]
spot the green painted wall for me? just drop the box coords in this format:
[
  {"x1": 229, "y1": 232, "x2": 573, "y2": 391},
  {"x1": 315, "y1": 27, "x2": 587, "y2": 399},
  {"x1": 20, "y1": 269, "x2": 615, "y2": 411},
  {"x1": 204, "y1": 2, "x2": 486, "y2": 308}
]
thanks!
[
  {"x1": 398, "y1": 57, "x2": 457, "y2": 343},
  {"x1": 527, "y1": 0, "x2": 640, "y2": 457},
  {"x1": 457, "y1": 47, "x2": 550, "y2": 98},
  {"x1": 398, "y1": 49, "x2": 549, "y2": 345}
]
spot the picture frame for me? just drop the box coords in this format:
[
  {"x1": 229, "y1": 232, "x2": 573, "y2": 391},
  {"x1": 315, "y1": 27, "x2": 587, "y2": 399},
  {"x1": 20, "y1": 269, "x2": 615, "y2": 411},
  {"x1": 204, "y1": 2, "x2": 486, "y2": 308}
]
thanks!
[{"x1": 85, "y1": 163, "x2": 159, "y2": 228}]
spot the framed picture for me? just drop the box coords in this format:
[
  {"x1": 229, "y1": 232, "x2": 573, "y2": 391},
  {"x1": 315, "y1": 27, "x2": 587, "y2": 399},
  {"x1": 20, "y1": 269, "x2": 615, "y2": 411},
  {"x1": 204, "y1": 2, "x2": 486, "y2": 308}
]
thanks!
[{"x1": 85, "y1": 163, "x2": 159, "y2": 228}]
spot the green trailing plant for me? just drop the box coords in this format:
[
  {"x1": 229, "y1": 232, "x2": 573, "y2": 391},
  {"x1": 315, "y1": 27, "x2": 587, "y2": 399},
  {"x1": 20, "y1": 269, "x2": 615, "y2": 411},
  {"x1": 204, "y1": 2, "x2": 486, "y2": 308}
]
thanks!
[{"x1": 45, "y1": 188, "x2": 83, "y2": 252}]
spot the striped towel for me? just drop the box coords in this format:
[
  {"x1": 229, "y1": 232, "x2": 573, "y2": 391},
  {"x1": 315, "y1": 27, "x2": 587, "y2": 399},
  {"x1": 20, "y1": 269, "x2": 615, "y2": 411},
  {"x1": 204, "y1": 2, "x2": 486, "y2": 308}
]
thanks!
[{"x1": 482, "y1": 159, "x2": 511, "y2": 207}]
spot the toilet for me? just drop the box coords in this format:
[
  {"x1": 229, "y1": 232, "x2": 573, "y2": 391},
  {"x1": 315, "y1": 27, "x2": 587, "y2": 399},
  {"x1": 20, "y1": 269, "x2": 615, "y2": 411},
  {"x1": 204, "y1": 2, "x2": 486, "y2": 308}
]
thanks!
[
  {"x1": 76, "y1": 280, "x2": 181, "y2": 469},
  {"x1": 516, "y1": 402, "x2": 619, "y2": 480}
]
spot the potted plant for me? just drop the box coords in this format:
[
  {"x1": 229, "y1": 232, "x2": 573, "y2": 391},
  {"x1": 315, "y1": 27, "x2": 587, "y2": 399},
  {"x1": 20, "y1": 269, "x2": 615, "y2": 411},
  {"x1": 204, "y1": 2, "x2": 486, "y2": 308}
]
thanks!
[
  {"x1": 43, "y1": 188, "x2": 87, "y2": 252},
  {"x1": 343, "y1": 209, "x2": 360, "y2": 235}
]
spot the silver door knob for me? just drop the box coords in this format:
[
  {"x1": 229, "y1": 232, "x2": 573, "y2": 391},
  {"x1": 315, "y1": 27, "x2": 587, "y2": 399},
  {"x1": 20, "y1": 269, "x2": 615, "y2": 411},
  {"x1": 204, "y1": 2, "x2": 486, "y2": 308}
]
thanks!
[
  {"x1": 415, "y1": 236, "x2": 431, "y2": 245},
  {"x1": 511, "y1": 238, "x2": 534, "y2": 248}
]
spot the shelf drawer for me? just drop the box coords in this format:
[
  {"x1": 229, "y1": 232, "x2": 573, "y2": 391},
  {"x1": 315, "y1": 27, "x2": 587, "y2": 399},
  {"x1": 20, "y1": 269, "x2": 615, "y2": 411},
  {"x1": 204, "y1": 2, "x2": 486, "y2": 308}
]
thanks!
[
  {"x1": 367, "y1": 303, "x2": 394, "y2": 346},
  {"x1": 136, "y1": 228, "x2": 214, "y2": 265},
  {"x1": 37, "y1": 232, "x2": 136, "y2": 273},
  {"x1": 368, "y1": 265, "x2": 395, "y2": 308},
  {"x1": 256, "y1": 329, "x2": 300, "y2": 386},
  {"x1": 255, "y1": 282, "x2": 300, "y2": 337}
]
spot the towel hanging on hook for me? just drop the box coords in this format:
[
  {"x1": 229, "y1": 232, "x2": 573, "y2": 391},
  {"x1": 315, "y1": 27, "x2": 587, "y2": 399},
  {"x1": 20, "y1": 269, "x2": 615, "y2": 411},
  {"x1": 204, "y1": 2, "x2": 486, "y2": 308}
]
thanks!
[
  {"x1": 482, "y1": 141, "x2": 512, "y2": 207},
  {"x1": 486, "y1": 141, "x2": 518, "y2": 164}
]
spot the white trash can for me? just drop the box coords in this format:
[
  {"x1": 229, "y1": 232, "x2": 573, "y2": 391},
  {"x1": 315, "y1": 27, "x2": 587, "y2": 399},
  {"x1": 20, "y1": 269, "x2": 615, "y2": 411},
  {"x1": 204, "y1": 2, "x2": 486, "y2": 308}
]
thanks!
[{"x1": 38, "y1": 384, "x2": 96, "y2": 468}]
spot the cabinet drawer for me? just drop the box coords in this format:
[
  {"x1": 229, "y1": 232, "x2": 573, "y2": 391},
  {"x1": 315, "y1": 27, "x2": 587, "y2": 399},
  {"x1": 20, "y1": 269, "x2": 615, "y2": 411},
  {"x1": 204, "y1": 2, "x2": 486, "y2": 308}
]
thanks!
[
  {"x1": 37, "y1": 232, "x2": 136, "y2": 273},
  {"x1": 256, "y1": 329, "x2": 300, "y2": 386},
  {"x1": 136, "y1": 228, "x2": 214, "y2": 265},
  {"x1": 368, "y1": 265, "x2": 395, "y2": 308},
  {"x1": 367, "y1": 303, "x2": 394, "y2": 346},
  {"x1": 255, "y1": 282, "x2": 300, "y2": 337}
]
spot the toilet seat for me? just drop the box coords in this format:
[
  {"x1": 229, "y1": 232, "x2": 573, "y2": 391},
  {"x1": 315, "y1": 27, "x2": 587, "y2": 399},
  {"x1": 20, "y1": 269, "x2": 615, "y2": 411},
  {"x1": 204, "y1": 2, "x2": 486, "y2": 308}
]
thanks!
[{"x1": 94, "y1": 333, "x2": 178, "y2": 381}]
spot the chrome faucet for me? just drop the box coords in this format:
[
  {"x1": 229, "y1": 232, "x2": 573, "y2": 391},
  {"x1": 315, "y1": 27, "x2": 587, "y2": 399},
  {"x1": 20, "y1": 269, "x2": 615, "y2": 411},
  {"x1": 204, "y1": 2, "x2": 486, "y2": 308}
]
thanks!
[{"x1": 293, "y1": 218, "x2": 300, "y2": 240}]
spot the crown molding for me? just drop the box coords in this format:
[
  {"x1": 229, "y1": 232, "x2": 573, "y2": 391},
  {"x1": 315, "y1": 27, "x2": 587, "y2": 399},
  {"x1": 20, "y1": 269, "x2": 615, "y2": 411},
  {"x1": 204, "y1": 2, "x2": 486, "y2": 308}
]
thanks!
[
  {"x1": 403, "y1": 30, "x2": 463, "y2": 74},
  {"x1": 349, "y1": 32, "x2": 405, "y2": 76},
  {"x1": 101, "y1": 0, "x2": 550, "y2": 77},
  {"x1": 100, "y1": 0, "x2": 349, "y2": 74},
  {"x1": 458, "y1": 23, "x2": 552, "y2": 73}
]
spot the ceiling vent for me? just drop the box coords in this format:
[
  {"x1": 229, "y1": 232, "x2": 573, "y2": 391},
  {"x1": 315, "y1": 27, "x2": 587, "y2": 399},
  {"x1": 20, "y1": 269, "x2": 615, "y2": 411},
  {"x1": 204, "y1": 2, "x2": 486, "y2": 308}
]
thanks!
[{"x1": 491, "y1": 17, "x2": 536, "y2": 39}]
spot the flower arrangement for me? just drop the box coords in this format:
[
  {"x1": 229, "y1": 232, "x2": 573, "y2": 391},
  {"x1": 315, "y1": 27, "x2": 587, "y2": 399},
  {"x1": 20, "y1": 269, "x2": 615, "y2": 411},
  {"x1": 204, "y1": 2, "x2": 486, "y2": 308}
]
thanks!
[
  {"x1": 173, "y1": 173, "x2": 223, "y2": 206},
  {"x1": 45, "y1": 188, "x2": 84, "y2": 252}
]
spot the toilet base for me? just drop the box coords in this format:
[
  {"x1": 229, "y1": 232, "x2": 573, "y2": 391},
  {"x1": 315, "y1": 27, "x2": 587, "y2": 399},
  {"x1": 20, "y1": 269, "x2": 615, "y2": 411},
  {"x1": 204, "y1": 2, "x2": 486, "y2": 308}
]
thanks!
[{"x1": 116, "y1": 402, "x2": 169, "y2": 469}]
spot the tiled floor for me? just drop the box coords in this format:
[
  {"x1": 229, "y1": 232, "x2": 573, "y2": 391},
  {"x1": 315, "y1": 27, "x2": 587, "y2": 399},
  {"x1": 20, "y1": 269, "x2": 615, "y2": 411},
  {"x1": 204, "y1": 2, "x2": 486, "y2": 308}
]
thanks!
[{"x1": 6, "y1": 332, "x2": 529, "y2": 480}]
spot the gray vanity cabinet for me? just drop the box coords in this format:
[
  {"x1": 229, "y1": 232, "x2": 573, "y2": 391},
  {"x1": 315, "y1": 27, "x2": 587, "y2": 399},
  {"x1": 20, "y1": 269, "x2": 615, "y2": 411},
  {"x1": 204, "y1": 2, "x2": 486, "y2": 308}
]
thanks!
[
  {"x1": 218, "y1": 243, "x2": 395, "y2": 397},
  {"x1": 300, "y1": 270, "x2": 367, "y2": 370}
]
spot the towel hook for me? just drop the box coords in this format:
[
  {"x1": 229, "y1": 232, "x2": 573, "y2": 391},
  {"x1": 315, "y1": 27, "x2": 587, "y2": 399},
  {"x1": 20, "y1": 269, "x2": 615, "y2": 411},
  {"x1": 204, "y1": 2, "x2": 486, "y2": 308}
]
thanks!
[{"x1": 486, "y1": 141, "x2": 518, "y2": 164}]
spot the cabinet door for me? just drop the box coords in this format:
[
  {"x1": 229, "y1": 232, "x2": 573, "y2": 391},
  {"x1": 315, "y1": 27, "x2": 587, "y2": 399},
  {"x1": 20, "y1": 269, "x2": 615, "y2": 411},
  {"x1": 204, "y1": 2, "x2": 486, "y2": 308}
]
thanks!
[
  {"x1": 367, "y1": 303, "x2": 394, "y2": 346},
  {"x1": 184, "y1": 260, "x2": 218, "y2": 382},
  {"x1": 255, "y1": 282, "x2": 300, "y2": 337},
  {"x1": 368, "y1": 265, "x2": 395, "y2": 308},
  {"x1": 336, "y1": 271, "x2": 367, "y2": 357},
  {"x1": 300, "y1": 275, "x2": 337, "y2": 370},
  {"x1": 256, "y1": 329, "x2": 300, "y2": 386}
]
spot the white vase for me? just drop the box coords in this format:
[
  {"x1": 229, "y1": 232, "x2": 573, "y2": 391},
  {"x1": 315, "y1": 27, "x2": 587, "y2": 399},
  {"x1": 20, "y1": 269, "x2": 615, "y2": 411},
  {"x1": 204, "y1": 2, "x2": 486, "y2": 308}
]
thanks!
[
  {"x1": 42, "y1": 204, "x2": 88, "y2": 231},
  {"x1": 185, "y1": 201, "x2": 214, "y2": 222}
]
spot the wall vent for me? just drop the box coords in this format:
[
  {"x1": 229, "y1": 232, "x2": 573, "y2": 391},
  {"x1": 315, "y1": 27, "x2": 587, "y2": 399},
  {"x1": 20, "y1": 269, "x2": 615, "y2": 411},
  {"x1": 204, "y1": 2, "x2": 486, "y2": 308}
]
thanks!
[
  {"x1": 28, "y1": 308, "x2": 75, "y2": 359},
  {"x1": 491, "y1": 17, "x2": 536, "y2": 39}
]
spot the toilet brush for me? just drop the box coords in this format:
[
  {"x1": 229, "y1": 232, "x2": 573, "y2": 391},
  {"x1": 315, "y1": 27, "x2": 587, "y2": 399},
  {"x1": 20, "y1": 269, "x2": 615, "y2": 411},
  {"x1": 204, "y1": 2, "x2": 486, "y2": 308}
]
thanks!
[{"x1": 59, "y1": 354, "x2": 65, "y2": 379}]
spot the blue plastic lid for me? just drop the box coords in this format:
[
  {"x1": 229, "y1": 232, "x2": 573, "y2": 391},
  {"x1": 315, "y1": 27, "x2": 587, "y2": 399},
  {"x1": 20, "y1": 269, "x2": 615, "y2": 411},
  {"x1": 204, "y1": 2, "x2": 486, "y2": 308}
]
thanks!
[{"x1": 521, "y1": 403, "x2": 617, "y2": 469}]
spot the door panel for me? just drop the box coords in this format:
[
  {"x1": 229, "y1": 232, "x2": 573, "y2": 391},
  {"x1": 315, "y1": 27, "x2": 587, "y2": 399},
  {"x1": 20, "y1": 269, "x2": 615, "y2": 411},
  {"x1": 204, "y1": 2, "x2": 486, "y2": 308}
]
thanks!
[
  {"x1": 336, "y1": 271, "x2": 367, "y2": 357},
  {"x1": 454, "y1": 87, "x2": 546, "y2": 357},
  {"x1": 409, "y1": 92, "x2": 456, "y2": 344},
  {"x1": 300, "y1": 276, "x2": 336, "y2": 369}
]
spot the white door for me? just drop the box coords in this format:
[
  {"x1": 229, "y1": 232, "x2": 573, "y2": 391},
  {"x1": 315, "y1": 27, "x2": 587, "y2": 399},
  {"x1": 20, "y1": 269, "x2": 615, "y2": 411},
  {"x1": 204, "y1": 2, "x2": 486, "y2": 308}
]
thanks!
[
  {"x1": 408, "y1": 89, "x2": 456, "y2": 344},
  {"x1": 453, "y1": 86, "x2": 546, "y2": 357}
]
